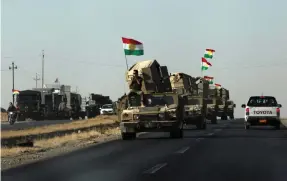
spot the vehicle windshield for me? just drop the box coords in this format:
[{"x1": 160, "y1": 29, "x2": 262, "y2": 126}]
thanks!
[
  {"x1": 247, "y1": 96, "x2": 278, "y2": 107},
  {"x1": 188, "y1": 99, "x2": 200, "y2": 105},
  {"x1": 102, "y1": 104, "x2": 113, "y2": 109},
  {"x1": 144, "y1": 95, "x2": 174, "y2": 107},
  {"x1": 17, "y1": 95, "x2": 39, "y2": 102}
]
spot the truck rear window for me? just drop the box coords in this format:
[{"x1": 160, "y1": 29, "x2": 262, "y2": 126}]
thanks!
[{"x1": 247, "y1": 97, "x2": 278, "y2": 107}]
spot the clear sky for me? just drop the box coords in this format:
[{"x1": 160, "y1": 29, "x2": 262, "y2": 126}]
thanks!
[{"x1": 1, "y1": 0, "x2": 287, "y2": 117}]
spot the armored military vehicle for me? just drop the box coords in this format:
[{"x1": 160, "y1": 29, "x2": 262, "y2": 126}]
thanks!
[
  {"x1": 206, "y1": 86, "x2": 229, "y2": 123},
  {"x1": 120, "y1": 91, "x2": 185, "y2": 140},
  {"x1": 169, "y1": 73, "x2": 209, "y2": 128},
  {"x1": 119, "y1": 60, "x2": 184, "y2": 140},
  {"x1": 226, "y1": 100, "x2": 236, "y2": 119},
  {"x1": 219, "y1": 87, "x2": 230, "y2": 120},
  {"x1": 15, "y1": 90, "x2": 44, "y2": 121}
]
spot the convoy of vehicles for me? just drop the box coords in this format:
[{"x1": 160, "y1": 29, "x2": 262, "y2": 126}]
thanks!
[
  {"x1": 241, "y1": 96, "x2": 282, "y2": 130},
  {"x1": 13, "y1": 84, "x2": 112, "y2": 121},
  {"x1": 10, "y1": 59, "x2": 284, "y2": 134}
]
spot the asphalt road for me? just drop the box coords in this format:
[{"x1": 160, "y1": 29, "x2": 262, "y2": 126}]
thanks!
[
  {"x1": 2, "y1": 118, "x2": 287, "y2": 181},
  {"x1": 1, "y1": 119, "x2": 78, "y2": 131}
]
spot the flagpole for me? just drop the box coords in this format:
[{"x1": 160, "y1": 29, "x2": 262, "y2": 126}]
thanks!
[{"x1": 125, "y1": 54, "x2": 128, "y2": 70}]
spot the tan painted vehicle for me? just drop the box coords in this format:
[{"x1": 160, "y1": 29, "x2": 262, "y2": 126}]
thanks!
[
  {"x1": 117, "y1": 59, "x2": 185, "y2": 140},
  {"x1": 206, "y1": 87, "x2": 231, "y2": 122},
  {"x1": 120, "y1": 91, "x2": 185, "y2": 140},
  {"x1": 169, "y1": 73, "x2": 209, "y2": 128},
  {"x1": 226, "y1": 100, "x2": 236, "y2": 119},
  {"x1": 205, "y1": 97, "x2": 219, "y2": 124},
  {"x1": 183, "y1": 95, "x2": 207, "y2": 129}
]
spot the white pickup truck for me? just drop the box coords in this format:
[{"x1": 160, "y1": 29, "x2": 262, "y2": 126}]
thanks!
[{"x1": 241, "y1": 96, "x2": 282, "y2": 130}]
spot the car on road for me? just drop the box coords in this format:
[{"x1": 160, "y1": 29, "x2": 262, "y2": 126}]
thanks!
[
  {"x1": 241, "y1": 96, "x2": 282, "y2": 130},
  {"x1": 100, "y1": 104, "x2": 114, "y2": 115}
]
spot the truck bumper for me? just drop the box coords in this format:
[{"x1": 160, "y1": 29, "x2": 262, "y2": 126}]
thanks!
[
  {"x1": 245, "y1": 116, "x2": 280, "y2": 126},
  {"x1": 216, "y1": 110, "x2": 225, "y2": 117},
  {"x1": 120, "y1": 120, "x2": 179, "y2": 133},
  {"x1": 184, "y1": 115, "x2": 203, "y2": 125}
]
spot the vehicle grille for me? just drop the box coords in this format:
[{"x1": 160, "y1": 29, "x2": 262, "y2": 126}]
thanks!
[{"x1": 139, "y1": 114, "x2": 158, "y2": 121}]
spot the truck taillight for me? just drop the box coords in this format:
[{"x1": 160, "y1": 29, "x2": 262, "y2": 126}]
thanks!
[
  {"x1": 276, "y1": 108, "x2": 280, "y2": 113},
  {"x1": 276, "y1": 108, "x2": 280, "y2": 116},
  {"x1": 245, "y1": 108, "x2": 249, "y2": 115}
]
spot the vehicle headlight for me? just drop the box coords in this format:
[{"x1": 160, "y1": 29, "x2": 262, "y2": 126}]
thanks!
[{"x1": 133, "y1": 114, "x2": 140, "y2": 120}]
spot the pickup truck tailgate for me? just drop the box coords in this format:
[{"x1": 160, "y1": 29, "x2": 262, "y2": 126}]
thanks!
[{"x1": 248, "y1": 107, "x2": 277, "y2": 117}]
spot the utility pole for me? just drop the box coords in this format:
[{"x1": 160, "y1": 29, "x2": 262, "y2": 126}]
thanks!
[
  {"x1": 42, "y1": 50, "x2": 45, "y2": 88},
  {"x1": 33, "y1": 73, "x2": 40, "y2": 88},
  {"x1": 9, "y1": 61, "x2": 17, "y2": 104}
]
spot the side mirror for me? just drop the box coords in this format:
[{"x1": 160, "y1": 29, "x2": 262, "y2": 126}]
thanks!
[
  {"x1": 241, "y1": 104, "x2": 246, "y2": 108},
  {"x1": 277, "y1": 104, "x2": 282, "y2": 108},
  {"x1": 234, "y1": 104, "x2": 236, "y2": 108}
]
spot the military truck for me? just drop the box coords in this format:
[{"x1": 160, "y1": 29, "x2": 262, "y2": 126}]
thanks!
[
  {"x1": 85, "y1": 93, "x2": 113, "y2": 118},
  {"x1": 169, "y1": 73, "x2": 209, "y2": 129},
  {"x1": 219, "y1": 87, "x2": 230, "y2": 120},
  {"x1": 206, "y1": 86, "x2": 229, "y2": 123},
  {"x1": 118, "y1": 60, "x2": 185, "y2": 140},
  {"x1": 226, "y1": 100, "x2": 236, "y2": 119},
  {"x1": 15, "y1": 90, "x2": 44, "y2": 121},
  {"x1": 33, "y1": 84, "x2": 86, "y2": 120}
]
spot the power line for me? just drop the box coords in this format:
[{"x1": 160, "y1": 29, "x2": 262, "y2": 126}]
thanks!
[{"x1": 33, "y1": 73, "x2": 41, "y2": 88}]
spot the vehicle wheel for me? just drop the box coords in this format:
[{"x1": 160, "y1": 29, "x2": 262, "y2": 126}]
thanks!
[
  {"x1": 121, "y1": 132, "x2": 136, "y2": 140},
  {"x1": 211, "y1": 116, "x2": 217, "y2": 124},
  {"x1": 170, "y1": 128, "x2": 183, "y2": 138},
  {"x1": 202, "y1": 121, "x2": 207, "y2": 129},
  {"x1": 245, "y1": 124, "x2": 250, "y2": 130},
  {"x1": 275, "y1": 124, "x2": 280, "y2": 130},
  {"x1": 229, "y1": 114, "x2": 234, "y2": 120}
]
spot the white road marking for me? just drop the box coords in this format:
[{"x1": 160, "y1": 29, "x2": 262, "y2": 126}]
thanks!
[
  {"x1": 143, "y1": 163, "x2": 168, "y2": 174},
  {"x1": 175, "y1": 146, "x2": 190, "y2": 154},
  {"x1": 207, "y1": 132, "x2": 214, "y2": 136}
]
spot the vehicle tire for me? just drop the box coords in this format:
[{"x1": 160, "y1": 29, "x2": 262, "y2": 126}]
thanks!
[
  {"x1": 202, "y1": 121, "x2": 207, "y2": 129},
  {"x1": 275, "y1": 124, "x2": 280, "y2": 130},
  {"x1": 229, "y1": 114, "x2": 234, "y2": 119},
  {"x1": 245, "y1": 124, "x2": 250, "y2": 130},
  {"x1": 211, "y1": 116, "x2": 217, "y2": 124},
  {"x1": 170, "y1": 128, "x2": 183, "y2": 138},
  {"x1": 121, "y1": 132, "x2": 136, "y2": 140}
]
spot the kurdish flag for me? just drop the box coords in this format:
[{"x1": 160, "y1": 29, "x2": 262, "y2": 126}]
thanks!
[
  {"x1": 204, "y1": 76, "x2": 214, "y2": 84},
  {"x1": 12, "y1": 89, "x2": 20, "y2": 94},
  {"x1": 215, "y1": 83, "x2": 222, "y2": 89},
  {"x1": 201, "y1": 57, "x2": 212, "y2": 71},
  {"x1": 204, "y1": 49, "x2": 215, "y2": 59},
  {"x1": 122, "y1": 37, "x2": 144, "y2": 56}
]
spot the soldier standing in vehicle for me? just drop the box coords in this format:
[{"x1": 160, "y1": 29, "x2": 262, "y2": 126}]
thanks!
[{"x1": 129, "y1": 70, "x2": 143, "y2": 92}]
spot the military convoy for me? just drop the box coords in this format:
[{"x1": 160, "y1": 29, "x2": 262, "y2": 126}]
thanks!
[
  {"x1": 15, "y1": 84, "x2": 113, "y2": 121},
  {"x1": 116, "y1": 59, "x2": 236, "y2": 140}
]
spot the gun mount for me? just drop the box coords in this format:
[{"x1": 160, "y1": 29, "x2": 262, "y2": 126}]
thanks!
[
  {"x1": 169, "y1": 73, "x2": 209, "y2": 98},
  {"x1": 126, "y1": 60, "x2": 172, "y2": 93}
]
